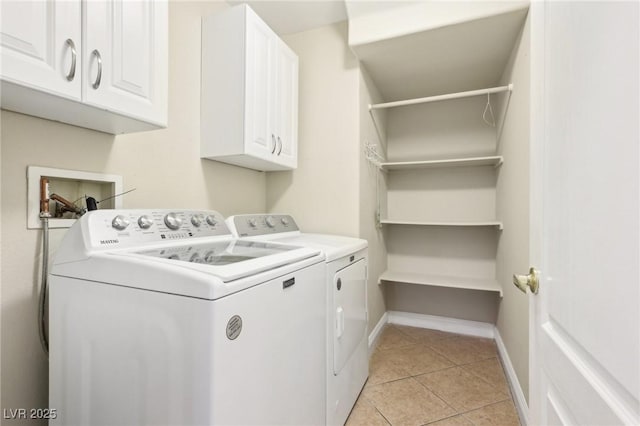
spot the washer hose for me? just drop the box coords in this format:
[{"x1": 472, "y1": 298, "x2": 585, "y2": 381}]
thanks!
[{"x1": 38, "y1": 216, "x2": 49, "y2": 356}]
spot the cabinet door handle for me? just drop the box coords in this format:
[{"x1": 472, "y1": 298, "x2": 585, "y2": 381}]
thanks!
[
  {"x1": 91, "y1": 49, "x2": 102, "y2": 89},
  {"x1": 65, "y1": 39, "x2": 77, "y2": 82},
  {"x1": 271, "y1": 134, "x2": 277, "y2": 154},
  {"x1": 277, "y1": 136, "x2": 283, "y2": 155}
]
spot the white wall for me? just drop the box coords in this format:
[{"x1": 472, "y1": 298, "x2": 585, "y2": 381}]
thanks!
[
  {"x1": 0, "y1": 1, "x2": 266, "y2": 420},
  {"x1": 267, "y1": 22, "x2": 360, "y2": 237},
  {"x1": 495, "y1": 13, "x2": 531, "y2": 401}
]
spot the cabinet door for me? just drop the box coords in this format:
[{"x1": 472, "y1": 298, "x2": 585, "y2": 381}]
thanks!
[
  {"x1": 84, "y1": 0, "x2": 167, "y2": 127},
  {"x1": 244, "y1": 8, "x2": 275, "y2": 160},
  {"x1": 273, "y1": 40, "x2": 298, "y2": 169},
  {"x1": 0, "y1": 0, "x2": 81, "y2": 99}
]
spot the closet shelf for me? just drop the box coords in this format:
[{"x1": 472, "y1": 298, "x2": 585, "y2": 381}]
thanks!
[
  {"x1": 379, "y1": 270, "x2": 503, "y2": 297},
  {"x1": 381, "y1": 155, "x2": 503, "y2": 170},
  {"x1": 367, "y1": 83, "x2": 514, "y2": 148},
  {"x1": 380, "y1": 220, "x2": 503, "y2": 230}
]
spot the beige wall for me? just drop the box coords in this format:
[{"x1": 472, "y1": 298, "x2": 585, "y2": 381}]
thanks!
[
  {"x1": 359, "y1": 67, "x2": 387, "y2": 333},
  {"x1": 267, "y1": 22, "x2": 360, "y2": 237},
  {"x1": 0, "y1": 1, "x2": 266, "y2": 421},
  {"x1": 495, "y1": 13, "x2": 531, "y2": 401},
  {"x1": 387, "y1": 284, "x2": 499, "y2": 323}
]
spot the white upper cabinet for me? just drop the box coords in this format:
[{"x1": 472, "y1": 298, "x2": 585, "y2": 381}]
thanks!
[
  {"x1": 83, "y1": 0, "x2": 167, "y2": 127},
  {"x1": 0, "y1": 0, "x2": 167, "y2": 134},
  {"x1": 273, "y1": 40, "x2": 298, "y2": 169},
  {"x1": 0, "y1": 0, "x2": 82, "y2": 100},
  {"x1": 244, "y1": 11, "x2": 275, "y2": 161},
  {"x1": 201, "y1": 4, "x2": 299, "y2": 171}
]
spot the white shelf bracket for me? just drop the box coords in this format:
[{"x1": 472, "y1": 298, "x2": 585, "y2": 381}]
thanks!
[
  {"x1": 364, "y1": 141, "x2": 384, "y2": 169},
  {"x1": 363, "y1": 141, "x2": 385, "y2": 229}
]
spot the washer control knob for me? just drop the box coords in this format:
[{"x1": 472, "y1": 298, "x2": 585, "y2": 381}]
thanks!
[
  {"x1": 191, "y1": 215, "x2": 203, "y2": 227},
  {"x1": 266, "y1": 216, "x2": 276, "y2": 228},
  {"x1": 138, "y1": 215, "x2": 153, "y2": 229},
  {"x1": 281, "y1": 217, "x2": 289, "y2": 226},
  {"x1": 164, "y1": 213, "x2": 182, "y2": 230},
  {"x1": 248, "y1": 218, "x2": 258, "y2": 228},
  {"x1": 112, "y1": 215, "x2": 130, "y2": 231},
  {"x1": 206, "y1": 215, "x2": 218, "y2": 226}
]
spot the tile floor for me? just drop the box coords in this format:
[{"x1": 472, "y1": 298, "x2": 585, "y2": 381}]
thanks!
[{"x1": 345, "y1": 324, "x2": 521, "y2": 426}]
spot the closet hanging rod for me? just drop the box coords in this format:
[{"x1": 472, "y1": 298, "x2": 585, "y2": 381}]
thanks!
[{"x1": 369, "y1": 84, "x2": 513, "y2": 110}]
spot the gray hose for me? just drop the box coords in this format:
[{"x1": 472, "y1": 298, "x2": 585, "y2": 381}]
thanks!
[{"x1": 38, "y1": 217, "x2": 49, "y2": 356}]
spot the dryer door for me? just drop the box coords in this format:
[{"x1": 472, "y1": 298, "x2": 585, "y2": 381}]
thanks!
[{"x1": 333, "y1": 259, "x2": 367, "y2": 375}]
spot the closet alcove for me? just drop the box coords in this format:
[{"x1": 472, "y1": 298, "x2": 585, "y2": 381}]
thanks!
[{"x1": 350, "y1": 3, "x2": 530, "y2": 323}]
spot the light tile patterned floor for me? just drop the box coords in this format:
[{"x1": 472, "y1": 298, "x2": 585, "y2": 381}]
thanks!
[{"x1": 345, "y1": 325, "x2": 521, "y2": 426}]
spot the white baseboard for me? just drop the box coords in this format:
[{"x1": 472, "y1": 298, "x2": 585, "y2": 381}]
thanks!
[
  {"x1": 368, "y1": 311, "x2": 388, "y2": 355},
  {"x1": 495, "y1": 328, "x2": 530, "y2": 426},
  {"x1": 387, "y1": 311, "x2": 495, "y2": 339}
]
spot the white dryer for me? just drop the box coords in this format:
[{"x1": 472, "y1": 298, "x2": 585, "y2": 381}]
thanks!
[
  {"x1": 49, "y1": 209, "x2": 326, "y2": 426},
  {"x1": 227, "y1": 214, "x2": 369, "y2": 426}
]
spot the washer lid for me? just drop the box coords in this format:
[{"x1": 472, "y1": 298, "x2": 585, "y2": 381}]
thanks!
[
  {"x1": 255, "y1": 234, "x2": 368, "y2": 263},
  {"x1": 121, "y1": 239, "x2": 321, "y2": 282}
]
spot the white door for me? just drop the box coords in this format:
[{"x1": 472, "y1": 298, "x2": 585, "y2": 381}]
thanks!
[
  {"x1": 83, "y1": 0, "x2": 167, "y2": 127},
  {"x1": 528, "y1": 2, "x2": 639, "y2": 425},
  {"x1": 0, "y1": 0, "x2": 81, "y2": 99},
  {"x1": 244, "y1": 8, "x2": 275, "y2": 160},
  {"x1": 273, "y1": 40, "x2": 299, "y2": 169}
]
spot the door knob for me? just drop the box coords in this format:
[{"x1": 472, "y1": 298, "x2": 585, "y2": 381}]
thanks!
[{"x1": 513, "y1": 267, "x2": 539, "y2": 294}]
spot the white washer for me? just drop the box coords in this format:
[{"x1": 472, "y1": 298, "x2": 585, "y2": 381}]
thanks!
[
  {"x1": 49, "y1": 209, "x2": 326, "y2": 426},
  {"x1": 227, "y1": 214, "x2": 369, "y2": 426}
]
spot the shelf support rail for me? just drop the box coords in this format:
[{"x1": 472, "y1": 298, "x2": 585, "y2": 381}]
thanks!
[
  {"x1": 369, "y1": 84, "x2": 513, "y2": 110},
  {"x1": 368, "y1": 107, "x2": 386, "y2": 149},
  {"x1": 363, "y1": 141, "x2": 385, "y2": 228},
  {"x1": 495, "y1": 87, "x2": 514, "y2": 151}
]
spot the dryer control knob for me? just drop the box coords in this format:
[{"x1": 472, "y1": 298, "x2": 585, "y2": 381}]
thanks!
[
  {"x1": 138, "y1": 215, "x2": 153, "y2": 229},
  {"x1": 206, "y1": 215, "x2": 217, "y2": 226},
  {"x1": 281, "y1": 217, "x2": 289, "y2": 226},
  {"x1": 248, "y1": 218, "x2": 258, "y2": 228},
  {"x1": 266, "y1": 216, "x2": 276, "y2": 228},
  {"x1": 191, "y1": 215, "x2": 203, "y2": 227},
  {"x1": 164, "y1": 213, "x2": 182, "y2": 230},
  {"x1": 112, "y1": 215, "x2": 130, "y2": 231}
]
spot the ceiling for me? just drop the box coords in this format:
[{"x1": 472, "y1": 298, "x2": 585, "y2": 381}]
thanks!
[
  {"x1": 226, "y1": 1, "x2": 348, "y2": 35},
  {"x1": 225, "y1": 1, "x2": 418, "y2": 35}
]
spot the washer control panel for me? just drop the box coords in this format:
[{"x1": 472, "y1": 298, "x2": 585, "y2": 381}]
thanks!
[
  {"x1": 229, "y1": 214, "x2": 299, "y2": 237},
  {"x1": 85, "y1": 209, "x2": 230, "y2": 249}
]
